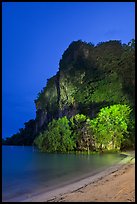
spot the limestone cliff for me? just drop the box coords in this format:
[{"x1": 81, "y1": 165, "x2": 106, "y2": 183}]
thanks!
[
  {"x1": 3, "y1": 39, "x2": 135, "y2": 145},
  {"x1": 34, "y1": 40, "x2": 133, "y2": 135}
]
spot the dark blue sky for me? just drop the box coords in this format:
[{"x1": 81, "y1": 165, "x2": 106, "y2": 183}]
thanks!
[{"x1": 2, "y1": 2, "x2": 135, "y2": 138}]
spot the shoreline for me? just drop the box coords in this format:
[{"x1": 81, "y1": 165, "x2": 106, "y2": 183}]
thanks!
[
  {"x1": 20, "y1": 151, "x2": 135, "y2": 202},
  {"x1": 53, "y1": 159, "x2": 135, "y2": 202}
]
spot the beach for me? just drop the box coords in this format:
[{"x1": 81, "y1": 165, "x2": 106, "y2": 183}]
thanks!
[
  {"x1": 51, "y1": 156, "x2": 135, "y2": 202},
  {"x1": 21, "y1": 151, "x2": 135, "y2": 202}
]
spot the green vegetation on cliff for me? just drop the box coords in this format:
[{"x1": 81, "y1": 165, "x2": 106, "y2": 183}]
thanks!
[
  {"x1": 34, "y1": 116, "x2": 76, "y2": 152},
  {"x1": 34, "y1": 104, "x2": 133, "y2": 152},
  {"x1": 3, "y1": 39, "x2": 135, "y2": 152}
]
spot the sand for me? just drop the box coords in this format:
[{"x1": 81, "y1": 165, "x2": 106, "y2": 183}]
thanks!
[
  {"x1": 22, "y1": 151, "x2": 135, "y2": 202},
  {"x1": 51, "y1": 159, "x2": 135, "y2": 202}
]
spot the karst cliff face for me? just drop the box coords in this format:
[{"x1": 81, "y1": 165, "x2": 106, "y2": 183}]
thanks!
[
  {"x1": 3, "y1": 39, "x2": 134, "y2": 145},
  {"x1": 34, "y1": 41, "x2": 96, "y2": 132},
  {"x1": 34, "y1": 40, "x2": 133, "y2": 135}
]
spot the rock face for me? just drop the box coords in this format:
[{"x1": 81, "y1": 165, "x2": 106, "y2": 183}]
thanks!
[
  {"x1": 34, "y1": 40, "x2": 133, "y2": 136},
  {"x1": 3, "y1": 39, "x2": 135, "y2": 145},
  {"x1": 34, "y1": 41, "x2": 96, "y2": 132}
]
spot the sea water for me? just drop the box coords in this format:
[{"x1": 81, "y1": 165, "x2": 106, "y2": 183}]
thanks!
[{"x1": 2, "y1": 145, "x2": 126, "y2": 202}]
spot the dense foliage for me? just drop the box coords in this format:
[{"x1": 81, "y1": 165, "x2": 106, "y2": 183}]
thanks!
[
  {"x1": 3, "y1": 119, "x2": 36, "y2": 146},
  {"x1": 34, "y1": 116, "x2": 76, "y2": 152},
  {"x1": 70, "y1": 114, "x2": 95, "y2": 152},
  {"x1": 3, "y1": 39, "x2": 135, "y2": 152},
  {"x1": 34, "y1": 104, "x2": 133, "y2": 153},
  {"x1": 90, "y1": 104, "x2": 132, "y2": 151}
]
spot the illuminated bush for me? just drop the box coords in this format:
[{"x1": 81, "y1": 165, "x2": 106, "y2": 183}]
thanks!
[
  {"x1": 34, "y1": 116, "x2": 75, "y2": 152},
  {"x1": 91, "y1": 104, "x2": 132, "y2": 151}
]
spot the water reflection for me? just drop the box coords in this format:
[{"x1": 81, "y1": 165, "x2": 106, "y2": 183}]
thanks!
[{"x1": 2, "y1": 146, "x2": 126, "y2": 201}]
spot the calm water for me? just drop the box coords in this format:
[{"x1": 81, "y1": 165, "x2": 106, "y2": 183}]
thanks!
[{"x1": 2, "y1": 145, "x2": 126, "y2": 202}]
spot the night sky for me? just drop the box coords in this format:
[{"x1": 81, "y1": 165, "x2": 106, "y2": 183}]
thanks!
[{"x1": 2, "y1": 2, "x2": 135, "y2": 138}]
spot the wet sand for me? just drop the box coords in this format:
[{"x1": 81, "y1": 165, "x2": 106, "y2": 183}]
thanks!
[
  {"x1": 51, "y1": 158, "x2": 135, "y2": 202},
  {"x1": 21, "y1": 151, "x2": 135, "y2": 202}
]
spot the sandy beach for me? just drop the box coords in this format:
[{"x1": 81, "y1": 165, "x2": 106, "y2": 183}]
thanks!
[
  {"x1": 51, "y1": 156, "x2": 135, "y2": 202},
  {"x1": 21, "y1": 151, "x2": 135, "y2": 202}
]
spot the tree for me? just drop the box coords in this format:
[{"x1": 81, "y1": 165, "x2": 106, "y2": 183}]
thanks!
[
  {"x1": 34, "y1": 116, "x2": 75, "y2": 152},
  {"x1": 90, "y1": 104, "x2": 132, "y2": 151},
  {"x1": 70, "y1": 114, "x2": 95, "y2": 151}
]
